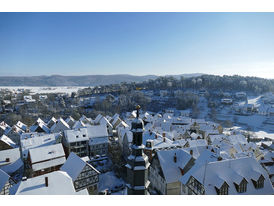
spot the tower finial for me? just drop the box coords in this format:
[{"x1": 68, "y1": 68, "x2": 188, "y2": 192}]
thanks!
[{"x1": 136, "y1": 105, "x2": 141, "y2": 118}]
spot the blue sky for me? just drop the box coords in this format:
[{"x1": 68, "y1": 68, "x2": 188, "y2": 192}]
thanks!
[{"x1": 0, "y1": 12, "x2": 274, "y2": 78}]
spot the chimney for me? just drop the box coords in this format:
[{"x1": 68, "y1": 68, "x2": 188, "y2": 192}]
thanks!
[
  {"x1": 45, "y1": 177, "x2": 48, "y2": 187},
  {"x1": 173, "y1": 153, "x2": 177, "y2": 163},
  {"x1": 190, "y1": 150, "x2": 193, "y2": 156},
  {"x1": 6, "y1": 158, "x2": 10, "y2": 162}
]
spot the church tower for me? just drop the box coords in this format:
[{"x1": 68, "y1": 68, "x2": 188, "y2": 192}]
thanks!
[{"x1": 126, "y1": 105, "x2": 150, "y2": 195}]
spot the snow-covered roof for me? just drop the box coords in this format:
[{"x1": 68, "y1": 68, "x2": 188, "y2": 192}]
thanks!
[
  {"x1": 64, "y1": 128, "x2": 89, "y2": 143},
  {"x1": 208, "y1": 134, "x2": 227, "y2": 142},
  {"x1": 116, "y1": 120, "x2": 128, "y2": 128},
  {"x1": 181, "y1": 157, "x2": 274, "y2": 195},
  {"x1": 0, "y1": 121, "x2": 10, "y2": 130},
  {"x1": 29, "y1": 143, "x2": 66, "y2": 171},
  {"x1": 156, "y1": 149, "x2": 192, "y2": 183},
  {"x1": 89, "y1": 136, "x2": 109, "y2": 146},
  {"x1": 0, "y1": 135, "x2": 17, "y2": 148},
  {"x1": 47, "y1": 117, "x2": 57, "y2": 124},
  {"x1": 190, "y1": 132, "x2": 202, "y2": 140},
  {"x1": 29, "y1": 122, "x2": 50, "y2": 134},
  {"x1": 112, "y1": 115, "x2": 122, "y2": 128},
  {"x1": 79, "y1": 115, "x2": 93, "y2": 125},
  {"x1": 259, "y1": 151, "x2": 274, "y2": 164},
  {"x1": 86, "y1": 125, "x2": 108, "y2": 139},
  {"x1": 0, "y1": 148, "x2": 21, "y2": 167},
  {"x1": 0, "y1": 158, "x2": 23, "y2": 175},
  {"x1": 228, "y1": 134, "x2": 248, "y2": 145},
  {"x1": 265, "y1": 165, "x2": 274, "y2": 176},
  {"x1": 187, "y1": 139, "x2": 208, "y2": 148},
  {"x1": 16, "y1": 121, "x2": 27, "y2": 132},
  {"x1": 81, "y1": 156, "x2": 90, "y2": 162},
  {"x1": 65, "y1": 116, "x2": 75, "y2": 123},
  {"x1": 72, "y1": 120, "x2": 86, "y2": 130},
  {"x1": 9, "y1": 171, "x2": 88, "y2": 195},
  {"x1": 112, "y1": 113, "x2": 120, "y2": 121},
  {"x1": 173, "y1": 139, "x2": 188, "y2": 147},
  {"x1": 46, "y1": 117, "x2": 57, "y2": 128},
  {"x1": 20, "y1": 133, "x2": 57, "y2": 158},
  {"x1": 99, "y1": 116, "x2": 112, "y2": 128},
  {"x1": 144, "y1": 131, "x2": 177, "y2": 150},
  {"x1": 171, "y1": 116, "x2": 192, "y2": 124},
  {"x1": 8, "y1": 125, "x2": 24, "y2": 135},
  {"x1": 0, "y1": 121, "x2": 11, "y2": 134},
  {"x1": 184, "y1": 146, "x2": 217, "y2": 160},
  {"x1": 0, "y1": 169, "x2": 10, "y2": 191},
  {"x1": 204, "y1": 130, "x2": 220, "y2": 137},
  {"x1": 61, "y1": 152, "x2": 99, "y2": 181},
  {"x1": 51, "y1": 118, "x2": 70, "y2": 132},
  {"x1": 94, "y1": 114, "x2": 103, "y2": 124}
]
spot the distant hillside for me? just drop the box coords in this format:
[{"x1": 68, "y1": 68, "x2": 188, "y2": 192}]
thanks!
[{"x1": 0, "y1": 73, "x2": 204, "y2": 86}]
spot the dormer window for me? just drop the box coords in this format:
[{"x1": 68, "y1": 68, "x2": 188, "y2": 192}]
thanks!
[
  {"x1": 235, "y1": 178, "x2": 247, "y2": 193},
  {"x1": 215, "y1": 182, "x2": 229, "y2": 195},
  {"x1": 187, "y1": 176, "x2": 205, "y2": 195},
  {"x1": 252, "y1": 175, "x2": 265, "y2": 189}
]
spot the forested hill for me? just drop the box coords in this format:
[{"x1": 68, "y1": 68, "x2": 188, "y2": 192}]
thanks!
[
  {"x1": 137, "y1": 75, "x2": 274, "y2": 94},
  {"x1": 0, "y1": 73, "x2": 203, "y2": 86},
  {"x1": 0, "y1": 75, "x2": 157, "y2": 86}
]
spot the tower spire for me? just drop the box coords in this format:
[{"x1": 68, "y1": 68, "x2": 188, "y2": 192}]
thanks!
[
  {"x1": 136, "y1": 105, "x2": 140, "y2": 118},
  {"x1": 125, "y1": 105, "x2": 150, "y2": 195}
]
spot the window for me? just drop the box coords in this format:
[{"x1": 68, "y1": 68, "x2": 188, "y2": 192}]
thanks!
[
  {"x1": 187, "y1": 176, "x2": 205, "y2": 195},
  {"x1": 216, "y1": 182, "x2": 229, "y2": 195},
  {"x1": 235, "y1": 179, "x2": 247, "y2": 193},
  {"x1": 252, "y1": 175, "x2": 265, "y2": 189}
]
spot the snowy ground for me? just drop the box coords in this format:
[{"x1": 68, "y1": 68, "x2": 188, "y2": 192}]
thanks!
[
  {"x1": 98, "y1": 171, "x2": 126, "y2": 195},
  {"x1": 0, "y1": 86, "x2": 87, "y2": 94},
  {"x1": 253, "y1": 131, "x2": 274, "y2": 140},
  {"x1": 195, "y1": 94, "x2": 274, "y2": 140}
]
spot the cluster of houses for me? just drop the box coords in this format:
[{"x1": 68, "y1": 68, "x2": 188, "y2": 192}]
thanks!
[
  {"x1": 0, "y1": 113, "x2": 117, "y2": 195},
  {"x1": 0, "y1": 107, "x2": 274, "y2": 195},
  {"x1": 220, "y1": 91, "x2": 274, "y2": 117},
  {"x1": 117, "y1": 109, "x2": 274, "y2": 195}
]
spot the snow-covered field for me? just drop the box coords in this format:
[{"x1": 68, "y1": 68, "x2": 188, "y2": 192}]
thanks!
[
  {"x1": 253, "y1": 131, "x2": 274, "y2": 140},
  {"x1": 0, "y1": 86, "x2": 88, "y2": 94}
]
